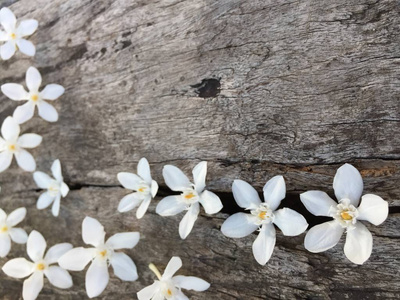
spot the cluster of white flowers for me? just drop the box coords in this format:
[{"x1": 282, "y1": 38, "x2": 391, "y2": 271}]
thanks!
[{"x1": 0, "y1": 5, "x2": 392, "y2": 300}]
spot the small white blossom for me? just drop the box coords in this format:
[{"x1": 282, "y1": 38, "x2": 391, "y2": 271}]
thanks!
[
  {"x1": 137, "y1": 256, "x2": 210, "y2": 300},
  {"x1": 1, "y1": 67, "x2": 64, "y2": 124},
  {"x1": 156, "y1": 161, "x2": 223, "y2": 239},
  {"x1": 33, "y1": 159, "x2": 69, "y2": 217},
  {"x1": 117, "y1": 157, "x2": 159, "y2": 219},
  {"x1": 2, "y1": 230, "x2": 73, "y2": 300},
  {"x1": 300, "y1": 163, "x2": 389, "y2": 265},
  {"x1": 221, "y1": 176, "x2": 308, "y2": 265},
  {"x1": 0, "y1": 116, "x2": 42, "y2": 172},
  {"x1": 0, "y1": 7, "x2": 38, "y2": 60},
  {"x1": 58, "y1": 216, "x2": 139, "y2": 298},
  {"x1": 0, "y1": 206, "x2": 27, "y2": 257}
]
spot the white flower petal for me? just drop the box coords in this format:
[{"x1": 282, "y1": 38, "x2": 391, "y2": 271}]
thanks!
[
  {"x1": 9, "y1": 228, "x2": 28, "y2": 244},
  {"x1": 51, "y1": 159, "x2": 63, "y2": 181},
  {"x1": 173, "y1": 275, "x2": 210, "y2": 291},
  {"x1": 110, "y1": 252, "x2": 138, "y2": 281},
  {"x1": 23, "y1": 271, "x2": 43, "y2": 300},
  {"x1": 37, "y1": 100, "x2": 58, "y2": 122},
  {"x1": 199, "y1": 190, "x2": 222, "y2": 214},
  {"x1": 263, "y1": 175, "x2": 286, "y2": 211},
  {"x1": 6, "y1": 207, "x2": 26, "y2": 227},
  {"x1": 304, "y1": 220, "x2": 344, "y2": 253},
  {"x1": 51, "y1": 194, "x2": 61, "y2": 217},
  {"x1": 39, "y1": 84, "x2": 65, "y2": 100},
  {"x1": 151, "y1": 180, "x2": 158, "y2": 198},
  {"x1": 252, "y1": 223, "x2": 276, "y2": 265},
  {"x1": 136, "y1": 196, "x2": 151, "y2": 219},
  {"x1": 58, "y1": 247, "x2": 94, "y2": 271},
  {"x1": 17, "y1": 39, "x2": 35, "y2": 56},
  {"x1": 273, "y1": 208, "x2": 308, "y2": 236},
  {"x1": 26, "y1": 67, "x2": 42, "y2": 92},
  {"x1": 33, "y1": 171, "x2": 52, "y2": 189},
  {"x1": 1, "y1": 116, "x2": 20, "y2": 141},
  {"x1": 60, "y1": 182, "x2": 69, "y2": 197},
  {"x1": 17, "y1": 133, "x2": 42, "y2": 148},
  {"x1": 357, "y1": 194, "x2": 389, "y2": 226},
  {"x1": 162, "y1": 256, "x2": 182, "y2": 280},
  {"x1": 117, "y1": 172, "x2": 142, "y2": 190},
  {"x1": 0, "y1": 41, "x2": 16, "y2": 60},
  {"x1": 333, "y1": 163, "x2": 363, "y2": 206},
  {"x1": 15, "y1": 149, "x2": 36, "y2": 172},
  {"x1": 176, "y1": 291, "x2": 189, "y2": 300},
  {"x1": 300, "y1": 191, "x2": 337, "y2": 217},
  {"x1": 13, "y1": 102, "x2": 35, "y2": 124},
  {"x1": 106, "y1": 232, "x2": 140, "y2": 250},
  {"x1": 2, "y1": 257, "x2": 34, "y2": 278},
  {"x1": 344, "y1": 222, "x2": 373, "y2": 265},
  {"x1": 117, "y1": 192, "x2": 142, "y2": 213},
  {"x1": 0, "y1": 8, "x2": 16, "y2": 33},
  {"x1": 86, "y1": 258, "x2": 109, "y2": 298},
  {"x1": 36, "y1": 192, "x2": 55, "y2": 209},
  {"x1": 82, "y1": 216, "x2": 105, "y2": 247},
  {"x1": 137, "y1": 282, "x2": 160, "y2": 300},
  {"x1": 1, "y1": 83, "x2": 28, "y2": 100},
  {"x1": 163, "y1": 165, "x2": 191, "y2": 191},
  {"x1": 192, "y1": 161, "x2": 207, "y2": 193},
  {"x1": 27, "y1": 230, "x2": 47, "y2": 262},
  {"x1": 221, "y1": 212, "x2": 258, "y2": 238},
  {"x1": 0, "y1": 233, "x2": 11, "y2": 257},
  {"x1": 156, "y1": 196, "x2": 186, "y2": 216},
  {"x1": 179, "y1": 202, "x2": 200, "y2": 239},
  {"x1": 0, "y1": 151, "x2": 13, "y2": 173},
  {"x1": 16, "y1": 19, "x2": 38, "y2": 37},
  {"x1": 44, "y1": 243, "x2": 73, "y2": 265},
  {"x1": 137, "y1": 157, "x2": 152, "y2": 185},
  {"x1": 232, "y1": 180, "x2": 261, "y2": 209},
  {"x1": 44, "y1": 266, "x2": 73, "y2": 289},
  {"x1": 0, "y1": 30, "x2": 7, "y2": 41}
]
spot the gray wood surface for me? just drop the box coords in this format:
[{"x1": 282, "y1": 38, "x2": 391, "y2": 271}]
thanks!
[{"x1": 0, "y1": 0, "x2": 399, "y2": 299}]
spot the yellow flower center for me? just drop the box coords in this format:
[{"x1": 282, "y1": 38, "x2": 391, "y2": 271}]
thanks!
[
  {"x1": 10, "y1": 33, "x2": 16, "y2": 39},
  {"x1": 138, "y1": 187, "x2": 145, "y2": 192},
  {"x1": 0, "y1": 226, "x2": 8, "y2": 233},
  {"x1": 167, "y1": 289, "x2": 172, "y2": 296},
  {"x1": 341, "y1": 211, "x2": 353, "y2": 221},
  {"x1": 36, "y1": 263, "x2": 45, "y2": 271},
  {"x1": 184, "y1": 193, "x2": 195, "y2": 200},
  {"x1": 8, "y1": 144, "x2": 16, "y2": 152},
  {"x1": 258, "y1": 211, "x2": 267, "y2": 219},
  {"x1": 31, "y1": 94, "x2": 39, "y2": 102},
  {"x1": 99, "y1": 250, "x2": 107, "y2": 257}
]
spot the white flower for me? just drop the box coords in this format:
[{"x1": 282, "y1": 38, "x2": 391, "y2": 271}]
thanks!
[
  {"x1": 58, "y1": 216, "x2": 140, "y2": 298},
  {"x1": 137, "y1": 256, "x2": 210, "y2": 300},
  {"x1": 0, "y1": 7, "x2": 38, "y2": 60},
  {"x1": 1, "y1": 67, "x2": 64, "y2": 124},
  {"x1": 221, "y1": 176, "x2": 308, "y2": 265},
  {"x1": 117, "y1": 157, "x2": 159, "y2": 219},
  {"x1": 33, "y1": 159, "x2": 69, "y2": 217},
  {"x1": 0, "y1": 116, "x2": 42, "y2": 172},
  {"x1": 300, "y1": 163, "x2": 389, "y2": 265},
  {"x1": 0, "y1": 207, "x2": 27, "y2": 257},
  {"x1": 2, "y1": 230, "x2": 73, "y2": 300},
  {"x1": 156, "y1": 161, "x2": 223, "y2": 239}
]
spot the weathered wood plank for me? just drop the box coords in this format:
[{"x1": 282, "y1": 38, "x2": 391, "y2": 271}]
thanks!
[{"x1": 0, "y1": 0, "x2": 399, "y2": 299}]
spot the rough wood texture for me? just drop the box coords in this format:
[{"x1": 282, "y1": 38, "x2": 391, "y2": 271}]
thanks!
[{"x1": 0, "y1": 0, "x2": 399, "y2": 299}]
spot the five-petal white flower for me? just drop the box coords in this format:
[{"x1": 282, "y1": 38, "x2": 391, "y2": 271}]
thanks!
[
  {"x1": 156, "y1": 161, "x2": 223, "y2": 239},
  {"x1": 137, "y1": 256, "x2": 210, "y2": 300},
  {"x1": 221, "y1": 176, "x2": 309, "y2": 265},
  {"x1": 0, "y1": 116, "x2": 42, "y2": 172},
  {"x1": 300, "y1": 163, "x2": 389, "y2": 265},
  {"x1": 2, "y1": 230, "x2": 73, "y2": 300},
  {"x1": 33, "y1": 159, "x2": 70, "y2": 217},
  {"x1": 0, "y1": 7, "x2": 38, "y2": 60},
  {"x1": 117, "y1": 157, "x2": 159, "y2": 219},
  {"x1": 1, "y1": 67, "x2": 65, "y2": 124},
  {"x1": 58, "y1": 216, "x2": 140, "y2": 298},
  {"x1": 0, "y1": 206, "x2": 28, "y2": 257}
]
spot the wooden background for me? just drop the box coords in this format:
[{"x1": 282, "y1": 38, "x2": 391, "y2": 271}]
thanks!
[{"x1": 0, "y1": 0, "x2": 399, "y2": 299}]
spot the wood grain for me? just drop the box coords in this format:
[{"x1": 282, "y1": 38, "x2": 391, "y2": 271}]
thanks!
[{"x1": 0, "y1": 0, "x2": 399, "y2": 299}]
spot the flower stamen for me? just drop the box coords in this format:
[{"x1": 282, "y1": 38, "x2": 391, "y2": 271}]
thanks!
[{"x1": 0, "y1": 225, "x2": 8, "y2": 233}]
